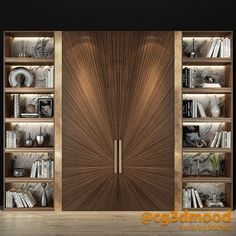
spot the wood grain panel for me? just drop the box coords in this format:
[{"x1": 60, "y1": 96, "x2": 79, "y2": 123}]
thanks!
[
  {"x1": 118, "y1": 32, "x2": 174, "y2": 210},
  {"x1": 62, "y1": 32, "x2": 174, "y2": 210},
  {"x1": 62, "y1": 32, "x2": 119, "y2": 210}
]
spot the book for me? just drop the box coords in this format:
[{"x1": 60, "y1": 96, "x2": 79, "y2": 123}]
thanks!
[
  {"x1": 220, "y1": 38, "x2": 224, "y2": 57},
  {"x1": 206, "y1": 38, "x2": 218, "y2": 57},
  {"x1": 197, "y1": 102, "x2": 206, "y2": 118},
  {"x1": 221, "y1": 131, "x2": 227, "y2": 148},
  {"x1": 212, "y1": 39, "x2": 221, "y2": 57},
  {"x1": 200, "y1": 83, "x2": 221, "y2": 88},
  {"x1": 210, "y1": 131, "x2": 219, "y2": 148},
  {"x1": 226, "y1": 132, "x2": 231, "y2": 148},
  {"x1": 215, "y1": 131, "x2": 222, "y2": 148},
  {"x1": 191, "y1": 189, "x2": 197, "y2": 208},
  {"x1": 206, "y1": 199, "x2": 224, "y2": 208},
  {"x1": 194, "y1": 189, "x2": 203, "y2": 208},
  {"x1": 21, "y1": 113, "x2": 39, "y2": 118}
]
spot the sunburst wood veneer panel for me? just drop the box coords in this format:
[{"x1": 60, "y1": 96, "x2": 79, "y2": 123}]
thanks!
[{"x1": 62, "y1": 31, "x2": 174, "y2": 210}]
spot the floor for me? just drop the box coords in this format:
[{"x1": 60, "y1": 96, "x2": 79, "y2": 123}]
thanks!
[{"x1": 0, "y1": 211, "x2": 236, "y2": 236}]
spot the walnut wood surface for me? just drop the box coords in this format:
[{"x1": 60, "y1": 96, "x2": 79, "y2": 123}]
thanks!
[{"x1": 62, "y1": 31, "x2": 174, "y2": 210}]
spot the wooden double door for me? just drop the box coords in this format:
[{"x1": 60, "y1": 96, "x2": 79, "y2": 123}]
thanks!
[{"x1": 62, "y1": 31, "x2": 174, "y2": 210}]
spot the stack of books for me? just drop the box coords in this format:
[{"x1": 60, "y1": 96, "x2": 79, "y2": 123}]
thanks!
[
  {"x1": 200, "y1": 83, "x2": 221, "y2": 88},
  {"x1": 46, "y1": 67, "x2": 54, "y2": 88},
  {"x1": 30, "y1": 159, "x2": 54, "y2": 178},
  {"x1": 183, "y1": 100, "x2": 206, "y2": 118},
  {"x1": 21, "y1": 113, "x2": 39, "y2": 118},
  {"x1": 183, "y1": 67, "x2": 194, "y2": 88},
  {"x1": 210, "y1": 131, "x2": 231, "y2": 148},
  {"x1": 206, "y1": 199, "x2": 224, "y2": 208},
  {"x1": 6, "y1": 131, "x2": 20, "y2": 148},
  {"x1": 183, "y1": 188, "x2": 203, "y2": 208},
  {"x1": 206, "y1": 37, "x2": 231, "y2": 58},
  {"x1": 6, "y1": 189, "x2": 36, "y2": 208}
]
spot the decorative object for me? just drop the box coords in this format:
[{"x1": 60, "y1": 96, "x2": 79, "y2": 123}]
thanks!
[
  {"x1": 204, "y1": 75, "x2": 215, "y2": 83},
  {"x1": 13, "y1": 94, "x2": 20, "y2": 118},
  {"x1": 189, "y1": 38, "x2": 196, "y2": 58},
  {"x1": 25, "y1": 133, "x2": 34, "y2": 147},
  {"x1": 13, "y1": 168, "x2": 26, "y2": 177},
  {"x1": 38, "y1": 98, "x2": 53, "y2": 117},
  {"x1": 25, "y1": 104, "x2": 36, "y2": 113},
  {"x1": 211, "y1": 95, "x2": 220, "y2": 117},
  {"x1": 41, "y1": 183, "x2": 47, "y2": 207},
  {"x1": 34, "y1": 39, "x2": 54, "y2": 58},
  {"x1": 210, "y1": 154, "x2": 220, "y2": 176},
  {"x1": 35, "y1": 126, "x2": 44, "y2": 146},
  {"x1": 8, "y1": 67, "x2": 33, "y2": 87}
]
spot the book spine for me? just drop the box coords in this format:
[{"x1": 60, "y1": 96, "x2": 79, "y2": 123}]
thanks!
[
  {"x1": 194, "y1": 189, "x2": 203, "y2": 208},
  {"x1": 191, "y1": 189, "x2": 197, "y2": 208},
  {"x1": 215, "y1": 131, "x2": 222, "y2": 148},
  {"x1": 227, "y1": 131, "x2": 231, "y2": 148},
  {"x1": 210, "y1": 131, "x2": 219, "y2": 148}
]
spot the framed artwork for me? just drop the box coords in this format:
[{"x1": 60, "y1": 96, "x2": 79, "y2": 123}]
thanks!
[{"x1": 38, "y1": 98, "x2": 53, "y2": 117}]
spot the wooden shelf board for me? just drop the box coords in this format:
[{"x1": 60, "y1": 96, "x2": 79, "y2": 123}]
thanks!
[
  {"x1": 183, "y1": 31, "x2": 232, "y2": 37},
  {"x1": 4, "y1": 207, "x2": 54, "y2": 211},
  {"x1": 5, "y1": 31, "x2": 54, "y2": 37},
  {"x1": 5, "y1": 178, "x2": 54, "y2": 183},
  {"x1": 183, "y1": 118, "x2": 232, "y2": 123},
  {"x1": 4, "y1": 57, "x2": 54, "y2": 65},
  {"x1": 183, "y1": 148, "x2": 232, "y2": 153},
  {"x1": 183, "y1": 177, "x2": 231, "y2": 183},
  {"x1": 5, "y1": 88, "x2": 54, "y2": 94},
  {"x1": 183, "y1": 207, "x2": 231, "y2": 211},
  {"x1": 182, "y1": 88, "x2": 232, "y2": 94},
  {"x1": 5, "y1": 147, "x2": 54, "y2": 153},
  {"x1": 183, "y1": 57, "x2": 232, "y2": 65},
  {"x1": 5, "y1": 118, "x2": 54, "y2": 123}
]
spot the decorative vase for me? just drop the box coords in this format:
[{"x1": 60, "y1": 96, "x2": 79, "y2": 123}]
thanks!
[
  {"x1": 13, "y1": 94, "x2": 20, "y2": 118},
  {"x1": 25, "y1": 133, "x2": 33, "y2": 147},
  {"x1": 41, "y1": 183, "x2": 47, "y2": 207},
  {"x1": 36, "y1": 126, "x2": 44, "y2": 146},
  {"x1": 211, "y1": 95, "x2": 220, "y2": 118}
]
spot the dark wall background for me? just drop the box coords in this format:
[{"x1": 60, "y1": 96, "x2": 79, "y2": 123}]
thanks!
[{"x1": 0, "y1": 0, "x2": 235, "y2": 207}]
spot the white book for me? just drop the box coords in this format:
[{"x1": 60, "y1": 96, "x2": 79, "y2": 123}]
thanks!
[
  {"x1": 226, "y1": 38, "x2": 230, "y2": 57},
  {"x1": 47, "y1": 68, "x2": 51, "y2": 88},
  {"x1": 41, "y1": 160, "x2": 45, "y2": 178},
  {"x1": 206, "y1": 38, "x2": 218, "y2": 57},
  {"x1": 30, "y1": 162, "x2": 35, "y2": 178},
  {"x1": 191, "y1": 189, "x2": 197, "y2": 208},
  {"x1": 51, "y1": 160, "x2": 54, "y2": 178},
  {"x1": 226, "y1": 132, "x2": 231, "y2": 148},
  {"x1": 32, "y1": 162, "x2": 37, "y2": 178},
  {"x1": 22, "y1": 192, "x2": 33, "y2": 207},
  {"x1": 197, "y1": 102, "x2": 206, "y2": 118},
  {"x1": 186, "y1": 189, "x2": 192, "y2": 208},
  {"x1": 26, "y1": 191, "x2": 36, "y2": 207},
  {"x1": 221, "y1": 131, "x2": 227, "y2": 148},
  {"x1": 220, "y1": 39, "x2": 224, "y2": 57},
  {"x1": 16, "y1": 192, "x2": 24, "y2": 208},
  {"x1": 50, "y1": 67, "x2": 54, "y2": 88},
  {"x1": 210, "y1": 131, "x2": 219, "y2": 148},
  {"x1": 19, "y1": 192, "x2": 28, "y2": 208},
  {"x1": 183, "y1": 189, "x2": 187, "y2": 208},
  {"x1": 215, "y1": 131, "x2": 222, "y2": 148},
  {"x1": 46, "y1": 160, "x2": 50, "y2": 178},
  {"x1": 194, "y1": 189, "x2": 203, "y2": 208},
  {"x1": 212, "y1": 39, "x2": 221, "y2": 57},
  {"x1": 200, "y1": 83, "x2": 221, "y2": 88}
]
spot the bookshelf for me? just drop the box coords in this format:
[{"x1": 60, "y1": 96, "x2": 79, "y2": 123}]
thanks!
[
  {"x1": 3, "y1": 31, "x2": 61, "y2": 211},
  {"x1": 181, "y1": 31, "x2": 233, "y2": 210}
]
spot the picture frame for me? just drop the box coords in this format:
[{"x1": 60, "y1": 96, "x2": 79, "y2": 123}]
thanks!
[{"x1": 38, "y1": 98, "x2": 53, "y2": 117}]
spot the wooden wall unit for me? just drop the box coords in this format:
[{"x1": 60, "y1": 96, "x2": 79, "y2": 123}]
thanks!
[{"x1": 62, "y1": 31, "x2": 175, "y2": 211}]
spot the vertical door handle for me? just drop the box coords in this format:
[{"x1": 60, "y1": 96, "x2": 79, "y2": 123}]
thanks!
[
  {"x1": 119, "y1": 140, "x2": 122, "y2": 174},
  {"x1": 114, "y1": 140, "x2": 117, "y2": 174}
]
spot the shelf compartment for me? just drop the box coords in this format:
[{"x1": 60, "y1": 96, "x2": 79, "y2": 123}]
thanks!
[
  {"x1": 5, "y1": 57, "x2": 54, "y2": 65},
  {"x1": 5, "y1": 177, "x2": 54, "y2": 183},
  {"x1": 183, "y1": 148, "x2": 232, "y2": 153},
  {"x1": 4, "y1": 88, "x2": 54, "y2": 94},
  {"x1": 183, "y1": 118, "x2": 232, "y2": 123},
  {"x1": 5, "y1": 147, "x2": 54, "y2": 153},
  {"x1": 182, "y1": 88, "x2": 232, "y2": 94},
  {"x1": 183, "y1": 58, "x2": 232, "y2": 65},
  {"x1": 5, "y1": 118, "x2": 54, "y2": 123},
  {"x1": 183, "y1": 177, "x2": 231, "y2": 183}
]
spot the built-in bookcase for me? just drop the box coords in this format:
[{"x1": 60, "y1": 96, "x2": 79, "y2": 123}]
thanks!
[
  {"x1": 181, "y1": 31, "x2": 233, "y2": 210},
  {"x1": 3, "y1": 31, "x2": 60, "y2": 211}
]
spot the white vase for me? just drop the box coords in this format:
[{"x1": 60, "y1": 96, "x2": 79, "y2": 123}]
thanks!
[{"x1": 211, "y1": 96, "x2": 220, "y2": 118}]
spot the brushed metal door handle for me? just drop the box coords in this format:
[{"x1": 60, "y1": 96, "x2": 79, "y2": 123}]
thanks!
[
  {"x1": 119, "y1": 140, "x2": 122, "y2": 174},
  {"x1": 114, "y1": 140, "x2": 118, "y2": 174}
]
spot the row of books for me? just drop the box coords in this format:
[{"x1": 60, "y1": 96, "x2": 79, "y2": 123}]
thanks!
[
  {"x1": 183, "y1": 188, "x2": 224, "y2": 208},
  {"x1": 183, "y1": 67, "x2": 194, "y2": 88},
  {"x1": 183, "y1": 99, "x2": 206, "y2": 118},
  {"x1": 210, "y1": 131, "x2": 231, "y2": 148},
  {"x1": 6, "y1": 130, "x2": 20, "y2": 148},
  {"x1": 30, "y1": 159, "x2": 54, "y2": 178},
  {"x1": 46, "y1": 67, "x2": 54, "y2": 88},
  {"x1": 6, "y1": 189, "x2": 36, "y2": 208},
  {"x1": 206, "y1": 37, "x2": 231, "y2": 58}
]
